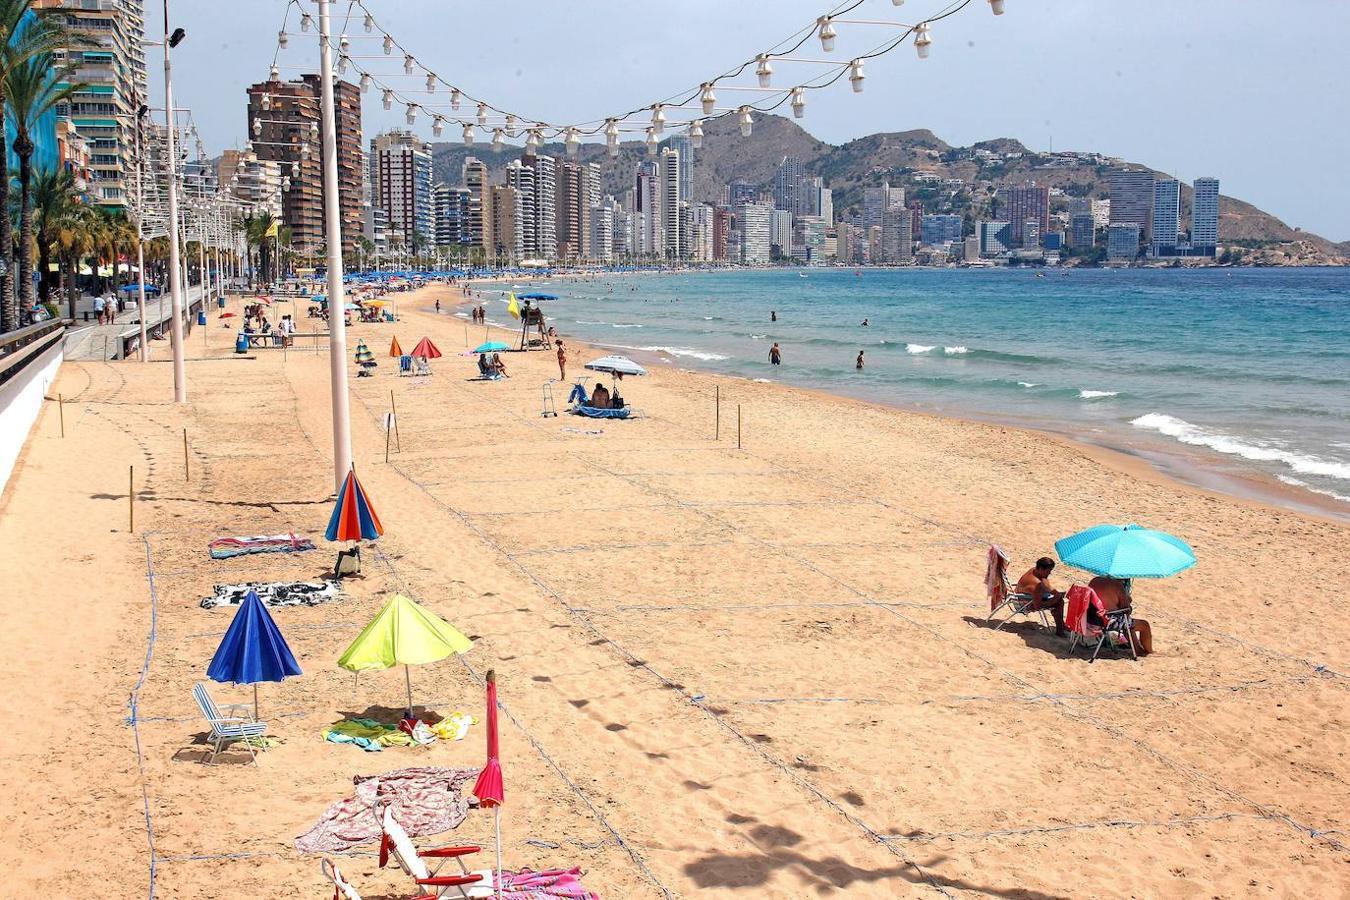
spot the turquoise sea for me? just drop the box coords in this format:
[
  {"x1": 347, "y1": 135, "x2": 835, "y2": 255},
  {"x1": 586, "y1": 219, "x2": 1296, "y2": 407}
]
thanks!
[{"x1": 479, "y1": 267, "x2": 1350, "y2": 516}]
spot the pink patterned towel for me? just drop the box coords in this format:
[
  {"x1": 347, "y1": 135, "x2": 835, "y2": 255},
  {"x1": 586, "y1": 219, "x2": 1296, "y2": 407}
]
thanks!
[
  {"x1": 296, "y1": 766, "x2": 479, "y2": 854},
  {"x1": 499, "y1": 867, "x2": 600, "y2": 899}
]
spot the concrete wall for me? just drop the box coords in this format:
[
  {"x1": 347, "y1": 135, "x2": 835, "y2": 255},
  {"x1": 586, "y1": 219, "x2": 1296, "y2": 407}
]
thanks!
[{"x1": 0, "y1": 337, "x2": 63, "y2": 499}]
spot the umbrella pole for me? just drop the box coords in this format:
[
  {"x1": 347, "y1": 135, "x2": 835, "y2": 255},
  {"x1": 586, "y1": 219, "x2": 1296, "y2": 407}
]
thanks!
[
  {"x1": 405, "y1": 664, "x2": 413, "y2": 717},
  {"x1": 494, "y1": 805, "x2": 503, "y2": 900},
  {"x1": 253, "y1": 683, "x2": 259, "y2": 721}
]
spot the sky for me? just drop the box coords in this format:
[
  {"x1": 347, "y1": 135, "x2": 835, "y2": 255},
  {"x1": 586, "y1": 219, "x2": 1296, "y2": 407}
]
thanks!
[{"x1": 149, "y1": 0, "x2": 1350, "y2": 241}]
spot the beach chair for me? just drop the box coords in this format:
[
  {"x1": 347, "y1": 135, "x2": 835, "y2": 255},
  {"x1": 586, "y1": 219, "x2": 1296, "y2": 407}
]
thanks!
[
  {"x1": 984, "y1": 546, "x2": 1049, "y2": 630},
  {"x1": 321, "y1": 858, "x2": 365, "y2": 900},
  {"x1": 414, "y1": 356, "x2": 431, "y2": 376},
  {"x1": 399, "y1": 355, "x2": 413, "y2": 376},
  {"x1": 378, "y1": 807, "x2": 494, "y2": 898},
  {"x1": 1065, "y1": 584, "x2": 1138, "y2": 662},
  {"x1": 192, "y1": 681, "x2": 269, "y2": 765}
]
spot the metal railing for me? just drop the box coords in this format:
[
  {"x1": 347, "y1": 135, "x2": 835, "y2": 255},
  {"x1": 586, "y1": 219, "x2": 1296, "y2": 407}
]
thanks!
[{"x1": 0, "y1": 320, "x2": 65, "y2": 387}]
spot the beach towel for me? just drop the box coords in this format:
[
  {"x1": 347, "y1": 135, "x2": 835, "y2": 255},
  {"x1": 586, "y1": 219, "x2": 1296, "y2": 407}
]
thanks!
[
  {"x1": 201, "y1": 580, "x2": 340, "y2": 610},
  {"x1": 1065, "y1": 584, "x2": 1106, "y2": 638},
  {"x1": 208, "y1": 533, "x2": 316, "y2": 559},
  {"x1": 566, "y1": 383, "x2": 588, "y2": 406},
  {"x1": 986, "y1": 545, "x2": 1009, "y2": 611},
  {"x1": 497, "y1": 867, "x2": 600, "y2": 899},
  {"x1": 324, "y1": 713, "x2": 476, "y2": 752},
  {"x1": 571, "y1": 405, "x2": 630, "y2": 420},
  {"x1": 295, "y1": 766, "x2": 479, "y2": 854}
]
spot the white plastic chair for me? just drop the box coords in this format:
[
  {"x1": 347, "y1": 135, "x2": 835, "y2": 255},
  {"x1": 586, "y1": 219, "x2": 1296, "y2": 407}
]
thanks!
[{"x1": 192, "y1": 682, "x2": 268, "y2": 765}]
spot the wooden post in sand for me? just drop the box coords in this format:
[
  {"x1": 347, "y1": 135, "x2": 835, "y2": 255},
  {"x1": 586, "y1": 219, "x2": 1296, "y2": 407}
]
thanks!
[
  {"x1": 737, "y1": 404, "x2": 742, "y2": 450},
  {"x1": 385, "y1": 421, "x2": 391, "y2": 464},
  {"x1": 128, "y1": 465, "x2": 134, "y2": 532},
  {"x1": 389, "y1": 390, "x2": 401, "y2": 452},
  {"x1": 58, "y1": 394, "x2": 65, "y2": 438},
  {"x1": 183, "y1": 428, "x2": 190, "y2": 480},
  {"x1": 715, "y1": 386, "x2": 720, "y2": 441}
]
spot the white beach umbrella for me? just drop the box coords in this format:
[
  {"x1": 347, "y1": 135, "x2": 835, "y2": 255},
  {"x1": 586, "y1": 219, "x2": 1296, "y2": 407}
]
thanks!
[{"x1": 584, "y1": 355, "x2": 647, "y2": 377}]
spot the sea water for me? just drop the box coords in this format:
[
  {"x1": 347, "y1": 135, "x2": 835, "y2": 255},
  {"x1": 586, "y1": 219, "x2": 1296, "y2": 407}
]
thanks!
[{"x1": 491, "y1": 267, "x2": 1350, "y2": 513}]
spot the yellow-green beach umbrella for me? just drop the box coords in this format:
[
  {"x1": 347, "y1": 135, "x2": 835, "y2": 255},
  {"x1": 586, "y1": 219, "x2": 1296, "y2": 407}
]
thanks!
[{"x1": 338, "y1": 594, "x2": 473, "y2": 715}]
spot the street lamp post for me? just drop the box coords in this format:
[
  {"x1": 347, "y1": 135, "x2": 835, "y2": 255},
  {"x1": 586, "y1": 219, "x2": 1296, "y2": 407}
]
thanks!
[
  {"x1": 317, "y1": 0, "x2": 352, "y2": 490},
  {"x1": 161, "y1": 8, "x2": 187, "y2": 402},
  {"x1": 133, "y1": 104, "x2": 149, "y2": 362}
]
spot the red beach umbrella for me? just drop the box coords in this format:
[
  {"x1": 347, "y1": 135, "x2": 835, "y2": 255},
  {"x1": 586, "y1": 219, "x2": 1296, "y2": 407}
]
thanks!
[
  {"x1": 410, "y1": 337, "x2": 442, "y2": 359},
  {"x1": 325, "y1": 467, "x2": 384, "y2": 543},
  {"x1": 472, "y1": 670, "x2": 505, "y2": 899}
]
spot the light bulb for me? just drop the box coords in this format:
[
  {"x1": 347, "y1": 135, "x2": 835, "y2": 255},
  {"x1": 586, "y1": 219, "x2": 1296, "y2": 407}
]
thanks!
[
  {"x1": 893, "y1": 0, "x2": 905, "y2": 5},
  {"x1": 450, "y1": 88, "x2": 461, "y2": 111},
  {"x1": 790, "y1": 87, "x2": 805, "y2": 118},
  {"x1": 432, "y1": 116, "x2": 444, "y2": 137},
  {"x1": 462, "y1": 124, "x2": 474, "y2": 146},
  {"x1": 492, "y1": 128, "x2": 504, "y2": 151},
  {"x1": 756, "y1": 54, "x2": 773, "y2": 89},
  {"x1": 565, "y1": 128, "x2": 580, "y2": 156},
  {"x1": 310, "y1": 120, "x2": 319, "y2": 138},
  {"x1": 359, "y1": 72, "x2": 370, "y2": 92},
  {"x1": 403, "y1": 54, "x2": 415, "y2": 75},
  {"x1": 277, "y1": 30, "x2": 288, "y2": 50},
  {"x1": 363, "y1": 12, "x2": 373, "y2": 31},
  {"x1": 604, "y1": 118, "x2": 619, "y2": 146},
  {"x1": 339, "y1": 32, "x2": 349, "y2": 50},
  {"x1": 336, "y1": 53, "x2": 348, "y2": 75},
  {"x1": 700, "y1": 83, "x2": 717, "y2": 116},
  {"x1": 251, "y1": 118, "x2": 261, "y2": 136},
  {"x1": 608, "y1": 141, "x2": 619, "y2": 158},
  {"x1": 651, "y1": 104, "x2": 665, "y2": 134},
  {"x1": 645, "y1": 127, "x2": 657, "y2": 156},
  {"x1": 738, "y1": 106, "x2": 753, "y2": 137},
  {"x1": 383, "y1": 35, "x2": 393, "y2": 55},
  {"x1": 818, "y1": 16, "x2": 836, "y2": 52},
  {"x1": 915, "y1": 22, "x2": 932, "y2": 58},
  {"x1": 300, "y1": 12, "x2": 312, "y2": 32},
  {"x1": 505, "y1": 114, "x2": 517, "y2": 137},
  {"x1": 382, "y1": 89, "x2": 393, "y2": 110},
  {"x1": 526, "y1": 129, "x2": 541, "y2": 155},
  {"x1": 292, "y1": 161, "x2": 300, "y2": 177},
  {"x1": 269, "y1": 63, "x2": 279, "y2": 81},
  {"x1": 477, "y1": 103, "x2": 488, "y2": 126},
  {"x1": 260, "y1": 92, "x2": 271, "y2": 111},
  {"x1": 989, "y1": 0, "x2": 1005, "y2": 13},
  {"x1": 689, "y1": 119, "x2": 703, "y2": 150},
  {"x1": 426, "y1": 73, "x2": 435, "y2": 93},
  {"x1": 405, "y1": 103, "x2": 416, "y2": 125},
  {"x1": 849, "y1": 59, "x2": 865, "y2": 92}
]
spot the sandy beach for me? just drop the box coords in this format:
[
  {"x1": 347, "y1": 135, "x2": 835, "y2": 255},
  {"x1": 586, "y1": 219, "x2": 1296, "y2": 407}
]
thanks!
[{"x1": 1, "y1": 281, "x2": 1347, "y2": 898}]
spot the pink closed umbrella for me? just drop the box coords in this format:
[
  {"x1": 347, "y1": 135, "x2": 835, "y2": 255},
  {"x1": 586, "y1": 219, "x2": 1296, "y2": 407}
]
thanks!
[{"x1": 472, "y1": 670, "x2": 505, "y2": 899}]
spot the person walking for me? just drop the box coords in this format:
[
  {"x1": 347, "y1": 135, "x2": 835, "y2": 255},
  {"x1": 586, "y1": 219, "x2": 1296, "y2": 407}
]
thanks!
[
  {"x1": 769, "y1": 343, "x2": 782, "y2": 366},
  {"x1": 93, "y1": 294, "x2": 105, "y2": 325}
]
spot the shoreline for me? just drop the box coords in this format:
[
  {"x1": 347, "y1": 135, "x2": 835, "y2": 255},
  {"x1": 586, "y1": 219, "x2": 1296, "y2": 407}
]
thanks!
[{"x1": 459, "y1": 278, "x2": 1350, "y2": 525}]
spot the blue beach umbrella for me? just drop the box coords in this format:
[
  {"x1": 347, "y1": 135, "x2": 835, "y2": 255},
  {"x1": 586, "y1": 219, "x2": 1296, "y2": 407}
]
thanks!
[
  {"x1": 206, "y1": 590, "x2": 302, "y2": 718},
  {"x1": 473, "y1": 341, "x2": 511, "y2": 354},
  {"x1": 1055, "y1": 524, "x2": 1196, "y2": 579}
]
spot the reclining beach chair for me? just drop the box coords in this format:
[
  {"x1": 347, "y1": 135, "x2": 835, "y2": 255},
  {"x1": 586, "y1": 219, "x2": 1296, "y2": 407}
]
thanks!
[
  {"x1": 192, "y1": 681, "x2": 269, "y2": 765},
  {"x1": 321, "y1": 858, "x2": 365, "y2": 900},
  {"x1": 984, "y1": 545, "x2": 1049, "y2": 631},
  {"x1": 378, "y1": 807, "x2": 494, "y2": 898},
  {"x1": 414, "y1": 356, "x2": 431, "y2": 376},
  {"x1": 1065, "y1": 584, "x2": 1137, "y2": 662},
  {"x1": 399, "y1": 355, "x2": 413, "y2": 376}
]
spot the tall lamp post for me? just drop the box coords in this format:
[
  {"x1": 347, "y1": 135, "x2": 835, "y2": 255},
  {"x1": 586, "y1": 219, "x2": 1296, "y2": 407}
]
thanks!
[
  {"x1": 133, "y1": 104, "x2": 149, "y2": 362},
  {"x1": 161, "y1": 9, "x2": 187, "y2": 402},
  {"x1": 316, "y1": 0, "x2": 352, "y2": 490}
]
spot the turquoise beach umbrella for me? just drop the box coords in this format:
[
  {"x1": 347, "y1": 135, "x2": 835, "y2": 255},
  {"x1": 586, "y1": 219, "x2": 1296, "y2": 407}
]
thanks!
[
  {"x1": 1054, "y1": 524, "x2": 1196, "y2": 579},
  {"x1": 473, "y1": 341, "x2": 511, "y2": 354}
]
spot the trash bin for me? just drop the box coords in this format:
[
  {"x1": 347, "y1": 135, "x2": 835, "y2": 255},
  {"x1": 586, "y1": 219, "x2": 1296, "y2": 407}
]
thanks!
[
  {"x1": 197, "y1": 310, "x2": 207, "y2": 326},
  {"x1": 217, "y1": 296, "x2": 226, "y2": 309},
  {"x1": 234, "y1": 332, "x2": 248, "y2": 354}
]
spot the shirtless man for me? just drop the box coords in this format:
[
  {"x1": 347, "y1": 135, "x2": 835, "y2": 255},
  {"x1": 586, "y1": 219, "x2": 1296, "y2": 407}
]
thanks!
[
  {"x1": 1088, "y1": 576, "x2": 1152, "y2": 656},
  {"x1": 1015, "y1": 556, "x2": 1067, "y2": 637}
]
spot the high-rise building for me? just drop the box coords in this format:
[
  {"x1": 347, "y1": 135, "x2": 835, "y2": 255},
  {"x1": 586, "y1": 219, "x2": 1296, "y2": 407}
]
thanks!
[
  {"x1": 666, "y1": 134, "x2": 693, "y2": 204},
  {"x1": 1022, "y1": 219, "x2": 1040, "y2": 250},
  {"x1": 1107, "y1": 222, "x2": 1142, "y2": 260},
  {"x1": 590, "y1": 203, "x2": 615, "y2": 263},
  {"x1": 218, "y1": 150, "x2": 283, "y2": 219},
  {"x1": 555, "y1": 160, "x2": 595, "y2": 260},
  {"x1": 246, "y1": 75, "x2": 363, "y2": 256},
  {"x1": 728, "y1": 180, "x2": 757, "y2": 207},
  {"x1": 1108, "y1": 168, "x2": 1154, "y2": 240},
  {"x1": 920, "y1": 214, "x2": 964, "y2": 246},
  {"x1": 522, "y1": 155, "x2": 557, "y2": 263},
  {"x1": 1191, "y1": 177, "x2": 1219, "y2": 254},
  {"x1": 488, "y1": 184, "x2": 521, "y2": 263},
  {"x1": 773, "y1": 156, "x2": 805, "y2": 216},
  {"x1": 881, "y1": 195, "x2": 912, "y2": 263},
  {"x1": 433, "y1": 182, "x2": 470, "y2": 248},
  {"x1": 41, "y1": 0, "x2": 147, "y2": 209},
  {"x1": 794, "y1": 215, "x2": 827, "y2": 261},
  {"x1": 1150, "y1": 178, "x2": 1181, "y2": 256},
  {"x1": 978, "y1": 221, "x2": 1011, "y2": 257},
  {"x1": 371, "y1": 130, "x2": 434, "y2": 246},
  {"x1": 712, "y1": 206, "x2": 732, "y2": 262},
  {"x1": 1069, "y1": 213, "x2": 1096, "y2": 250},
  {"x1": 818, "y1": 186, "x2": 833, "y2": 228},
  {"x1": 1000, "y1": 184, "x2": 1050, "y2": 247},
  {"x1": 863, "y1": 184, "x2": 897, "y2": 228},
  {"x1": 634, "y1": 161, "x2": 659, "y2": 258},
  {"x1": 770, "y1": 209, "x2": 792, "y2": 258},
  {"x1": 462, "y1": 157, "x2": 490, "y2": 252},
  {"x1": 660, "y1": 147, "x2": 682, "y2": 259},
  {"x1": 908, "y1": 200, "x2": 924, "y2": 240},
  {"x1": 736, "y1": 202, "x2": 772, "y2": 265},
  {"x1": 689, "y1": 203, "x2": 714, "y2": 262},
  {"x1": 504, "y1": 160, "x2": 537, "y2": 258}
]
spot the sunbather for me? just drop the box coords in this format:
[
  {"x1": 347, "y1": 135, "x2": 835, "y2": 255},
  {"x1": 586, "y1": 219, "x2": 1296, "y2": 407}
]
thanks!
[
  {"x1": 589, "y1": 382, "x2": 610, "y2": 409},
  {"x1": 477, "y1": 353, "x2": 491, "y2": 377},
  {"x1": 1015, "y1": 556, "x2": 1067, "y2": 637},
  {"x1": 1088, "y1": 576, "x2": 1152, "y2": 655},
  {"x1": 491, "y1": 353, "x2": 509, "y2": 377}
]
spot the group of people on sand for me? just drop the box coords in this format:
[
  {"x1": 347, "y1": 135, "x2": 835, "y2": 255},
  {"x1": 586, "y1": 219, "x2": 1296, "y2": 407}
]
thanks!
[{"x1": 1015, "y1": 556, "x2": 1153, "y2": 655}]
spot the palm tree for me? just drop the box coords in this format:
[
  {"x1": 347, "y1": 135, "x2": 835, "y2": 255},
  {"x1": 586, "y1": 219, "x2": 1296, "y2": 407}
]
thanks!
[
  {"x1": 7, "y1": 47, "x2": 80, "y2": 311},
  {"x1": 0, "y1": 0, "x2": 81, "y2": 330},
  {"x1": 33, "y1": 164, "x2": 74, "y2": 305}
]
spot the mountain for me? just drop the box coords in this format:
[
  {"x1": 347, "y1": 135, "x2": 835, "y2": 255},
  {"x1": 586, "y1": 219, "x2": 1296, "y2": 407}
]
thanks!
[{"x1": 430, "y1": 115, "x2": 1346, "y2": 263}]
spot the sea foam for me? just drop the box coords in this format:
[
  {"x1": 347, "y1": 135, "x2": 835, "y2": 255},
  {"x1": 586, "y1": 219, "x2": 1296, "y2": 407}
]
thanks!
[
  {"x1": 1132, "y1": 413, "x2": 1350, "y2": 481},
  {"x1": 906, "y1": 344, "x2": 936, "y2": 354},
  {"x1": 1079, "y1": 390, "x2": 1119, "y2": 399},
  {"x1": 943, "y1": 346, "x2": 968, "y2": 355}
]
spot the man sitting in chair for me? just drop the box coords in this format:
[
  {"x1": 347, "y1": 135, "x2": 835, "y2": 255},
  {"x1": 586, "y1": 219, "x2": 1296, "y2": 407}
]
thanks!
[
  {"x1": 1088, "y1": 575, "x2": 1152, "y2": 655},
  {"x1": 589, "y1": 381, "x2": 610, "y2": 409},
  {"x1": 1015, "y1": 556, "x2": 1067, "y2": 637}
]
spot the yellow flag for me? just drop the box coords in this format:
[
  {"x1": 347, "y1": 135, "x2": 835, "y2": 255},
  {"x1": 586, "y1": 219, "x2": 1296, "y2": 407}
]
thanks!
[
  {"x1": 264, "y1": 220, "x2": 279, "y2": 239},
  {"x1": 506, "y1": 292, "x2": 520, "y2": 319}
]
